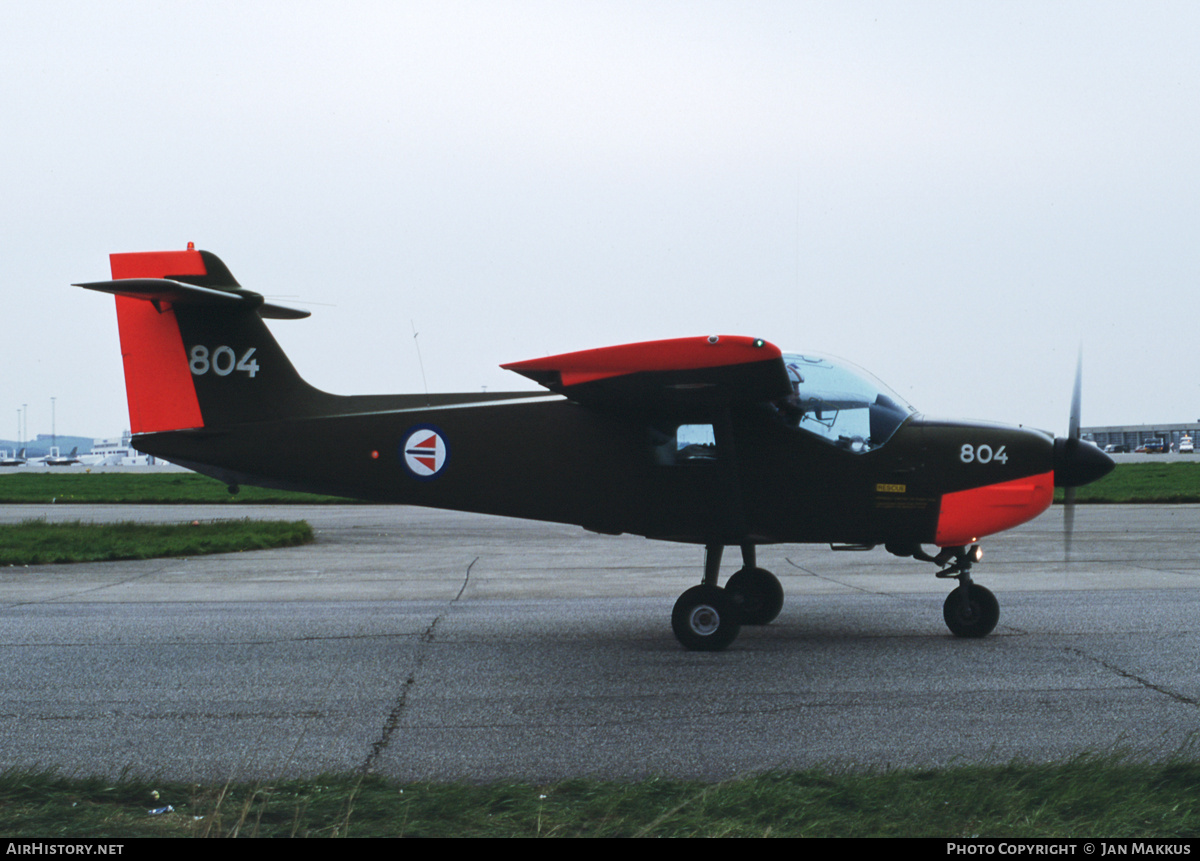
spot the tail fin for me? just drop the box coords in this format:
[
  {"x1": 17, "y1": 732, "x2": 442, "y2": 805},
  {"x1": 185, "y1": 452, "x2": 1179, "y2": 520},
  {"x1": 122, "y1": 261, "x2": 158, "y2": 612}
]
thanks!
[{"x1": 77, "y1": 247, "x2": 323, "y2": 433}]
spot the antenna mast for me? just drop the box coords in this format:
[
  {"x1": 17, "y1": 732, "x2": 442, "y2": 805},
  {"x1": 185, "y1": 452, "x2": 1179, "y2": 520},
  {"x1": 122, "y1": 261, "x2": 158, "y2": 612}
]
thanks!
[{"x1": 411, "y1": 320, "x2": 429, "y2": 401}]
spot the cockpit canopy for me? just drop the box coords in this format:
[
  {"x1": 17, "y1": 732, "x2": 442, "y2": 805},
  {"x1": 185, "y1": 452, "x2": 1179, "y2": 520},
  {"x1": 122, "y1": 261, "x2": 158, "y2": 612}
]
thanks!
[{"x1": 774, "y1": 353, "x2": 916, "y2": 452}]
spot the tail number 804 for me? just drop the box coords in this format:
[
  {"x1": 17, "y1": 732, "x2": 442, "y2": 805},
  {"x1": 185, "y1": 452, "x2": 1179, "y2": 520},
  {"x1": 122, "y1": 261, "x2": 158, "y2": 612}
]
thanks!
[
  {"x1": 189, "y1": 346, "x2": 260, "y2": 378},
  {"x1": 960, "y1": 444, "x2": 1008, "y2": 465}
]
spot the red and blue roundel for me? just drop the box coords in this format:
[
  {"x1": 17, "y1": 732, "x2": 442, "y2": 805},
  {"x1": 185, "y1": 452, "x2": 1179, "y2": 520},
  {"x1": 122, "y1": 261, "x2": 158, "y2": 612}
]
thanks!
[{"x1": 400, "y1": 425, "x2": 449, "y2": 480}]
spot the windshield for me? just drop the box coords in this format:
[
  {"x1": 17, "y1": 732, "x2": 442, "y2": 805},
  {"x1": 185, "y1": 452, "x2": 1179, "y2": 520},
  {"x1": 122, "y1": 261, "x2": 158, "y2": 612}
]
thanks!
[{"x1": 773, "y1": 353, "x2": 916, "y2": 452}]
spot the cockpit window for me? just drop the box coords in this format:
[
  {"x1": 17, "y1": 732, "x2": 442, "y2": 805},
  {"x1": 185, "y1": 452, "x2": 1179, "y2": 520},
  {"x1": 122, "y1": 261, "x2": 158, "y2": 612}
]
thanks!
[{"x1": 773, "y1": 353, "x2": 916, "y2": 452}]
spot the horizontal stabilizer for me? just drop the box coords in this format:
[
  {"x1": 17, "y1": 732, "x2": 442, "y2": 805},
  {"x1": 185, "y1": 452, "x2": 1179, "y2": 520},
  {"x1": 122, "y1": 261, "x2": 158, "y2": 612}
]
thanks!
[{"x1": 74, "y1": 278, "x2": 310, "y2": 320}]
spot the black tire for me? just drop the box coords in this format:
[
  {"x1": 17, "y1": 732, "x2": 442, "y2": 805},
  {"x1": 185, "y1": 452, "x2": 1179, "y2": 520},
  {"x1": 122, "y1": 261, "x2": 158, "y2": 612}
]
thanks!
[
  {"x1": 671, "y1": 585, "x2": 741, "y2": 651},
  {"x1": 943, "y1": 583, "x2": 1000, "y2": 638},
  {"x1": 725, "y1": 566, "x2": 784, "y2": 625}
]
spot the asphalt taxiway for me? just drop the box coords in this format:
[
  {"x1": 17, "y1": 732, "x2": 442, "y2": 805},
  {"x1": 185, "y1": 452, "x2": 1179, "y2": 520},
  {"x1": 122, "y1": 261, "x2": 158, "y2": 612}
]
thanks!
[{"x1": 1, "y1": 503, "x2": 1198, "y2": 782}]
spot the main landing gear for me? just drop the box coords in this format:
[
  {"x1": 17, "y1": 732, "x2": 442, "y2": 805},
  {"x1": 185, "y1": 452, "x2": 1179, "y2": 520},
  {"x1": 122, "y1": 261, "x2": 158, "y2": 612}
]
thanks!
[{"x1": 672, "y1": 544, "x2": 783, "y2": 651}]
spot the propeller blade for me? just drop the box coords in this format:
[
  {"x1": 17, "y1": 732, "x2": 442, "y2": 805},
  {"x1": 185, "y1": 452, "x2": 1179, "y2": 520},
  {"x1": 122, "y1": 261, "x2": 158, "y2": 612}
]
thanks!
[
  {"x1": 1064, "y1": 485, "x2": 1076, "y2": 562},
  {"x1": 1062, "y1": 348, "x2": 1087, "y2": 563},
  {"x1": 1068, "y1": 348, "x2": 1082, "y2": 442},
  {"x1": 1055, "y1": 350, "x2": 1116, "y2": 561}
]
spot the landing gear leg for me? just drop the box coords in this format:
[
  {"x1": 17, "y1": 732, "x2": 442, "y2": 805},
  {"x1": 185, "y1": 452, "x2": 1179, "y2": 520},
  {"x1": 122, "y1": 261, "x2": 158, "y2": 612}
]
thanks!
[{"x1": 702, "y1": 543, "x2": 723, "y2": 587}]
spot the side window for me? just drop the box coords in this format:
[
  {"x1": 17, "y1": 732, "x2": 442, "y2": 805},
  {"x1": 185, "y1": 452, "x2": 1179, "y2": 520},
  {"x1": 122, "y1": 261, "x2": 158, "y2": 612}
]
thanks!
[{"x1": 652, "y1": 423, "x2": 717, "y2": 465}]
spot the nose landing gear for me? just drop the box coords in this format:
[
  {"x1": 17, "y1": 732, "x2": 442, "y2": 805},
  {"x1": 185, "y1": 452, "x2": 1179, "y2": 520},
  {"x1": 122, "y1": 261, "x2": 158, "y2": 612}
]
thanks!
[
  {"x1": 941, "y1": 577, "x2": 1000, "y2": 638},
  {"x1": 889, "y1": 542, "x2": 1000, "y2": 638},
  {"x1": 932, "y1": 545, "x2": 999, "y2": 638}
]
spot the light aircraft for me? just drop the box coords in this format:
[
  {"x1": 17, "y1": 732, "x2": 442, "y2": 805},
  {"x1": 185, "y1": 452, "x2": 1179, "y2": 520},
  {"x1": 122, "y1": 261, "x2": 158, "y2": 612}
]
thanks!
[
  {"x1": 0, "y1": 448, "x2": 26, "y2": 467},
  {"x1": 76, "y1": 246, "x2": 1114, "y2": 650}
]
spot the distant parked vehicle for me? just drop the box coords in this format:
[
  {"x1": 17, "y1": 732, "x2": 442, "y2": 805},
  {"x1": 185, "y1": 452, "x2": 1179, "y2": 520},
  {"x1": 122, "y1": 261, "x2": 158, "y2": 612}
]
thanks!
[
  {"x1": 1144, "y1": 439, "x2": 1168, "y2": 454},
  {"x1": 1104, "y1": 444, "x2": 1130, "y2": 453},
  {"x1": 1180, "y1": 436, "x2": 1194, "y2": 454}
]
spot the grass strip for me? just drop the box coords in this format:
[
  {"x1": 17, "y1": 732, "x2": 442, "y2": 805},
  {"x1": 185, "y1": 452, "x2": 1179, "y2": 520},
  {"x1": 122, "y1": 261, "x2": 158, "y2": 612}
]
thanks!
[
  {"x1": 0, "y1": 519, "x2": 314, "y2": 566},
  {"x1": 1055, "y1": 461, "x2": 1200, "y2": 503},
  {"x1": 0, "y1": 472, "x2": 351, "y2": 504},
  {"x1": 1, "y1": 753, "x2": 1198, "y2": 837}
]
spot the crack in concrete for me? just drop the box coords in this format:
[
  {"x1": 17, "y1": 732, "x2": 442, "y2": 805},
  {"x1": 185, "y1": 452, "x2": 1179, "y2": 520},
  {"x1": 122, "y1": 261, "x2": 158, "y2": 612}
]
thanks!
[
  {"x1": 784, "y1": 558, "x2": 881, "y2": 594},
  {"x1": 1066, "y1": 646, "x2": 1200, "y2": 706},
  {"x1": 0, "y1": 563, "x2": 171, "y2": 610},
  {"x1": 784, "y1": 557, "x2": 930, "y2": 602},
  {"x1": 359, "y1": 556, "x2": 477, "y2": 774}
]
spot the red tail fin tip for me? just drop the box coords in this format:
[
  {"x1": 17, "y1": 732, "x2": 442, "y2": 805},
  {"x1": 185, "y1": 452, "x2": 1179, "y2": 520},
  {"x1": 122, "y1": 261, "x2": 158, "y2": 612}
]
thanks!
[{"x1": 110, "y1": 250, "x2": 206, "y2": 434}]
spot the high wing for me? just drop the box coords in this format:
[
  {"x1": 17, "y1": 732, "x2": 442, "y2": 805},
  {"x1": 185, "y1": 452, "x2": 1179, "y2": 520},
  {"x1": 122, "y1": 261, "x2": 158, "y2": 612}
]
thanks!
[{"x1": 501, "y1": 335, "x2": 792, "y2": 416}]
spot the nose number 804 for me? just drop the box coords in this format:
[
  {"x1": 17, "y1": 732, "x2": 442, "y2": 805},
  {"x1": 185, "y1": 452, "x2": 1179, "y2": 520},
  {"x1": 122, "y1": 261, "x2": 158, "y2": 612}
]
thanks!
[{"x1": 960, "y1": 443, "x2": 1008, "y2": 465}]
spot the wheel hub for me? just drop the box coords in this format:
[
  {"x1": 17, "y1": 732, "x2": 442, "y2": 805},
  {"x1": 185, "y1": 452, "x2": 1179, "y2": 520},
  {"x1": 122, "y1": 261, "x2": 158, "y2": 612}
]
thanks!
[{"x1": 688, "y1": 604, "x2": 721, "y2": 636}]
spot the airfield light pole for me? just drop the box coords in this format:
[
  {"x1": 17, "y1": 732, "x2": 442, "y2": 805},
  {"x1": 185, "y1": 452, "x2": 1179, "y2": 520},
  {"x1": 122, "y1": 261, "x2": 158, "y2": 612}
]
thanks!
[
  {"x1": 51, "y1": 397, "x2": 55, "y2": 451},
  {"x1": 21, "y1": 403, "x2": 26, "y2": 447}
]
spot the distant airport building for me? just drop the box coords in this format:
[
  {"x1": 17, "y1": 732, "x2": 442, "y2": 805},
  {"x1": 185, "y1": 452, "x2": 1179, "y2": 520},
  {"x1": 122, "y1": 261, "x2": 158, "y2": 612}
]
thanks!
[
  {"x1": 1083, "y1": 423, "x2": 1200, "y2": 450},
  {"x1": 86, "y1": 431, "x2": 157, "y2": 466}
]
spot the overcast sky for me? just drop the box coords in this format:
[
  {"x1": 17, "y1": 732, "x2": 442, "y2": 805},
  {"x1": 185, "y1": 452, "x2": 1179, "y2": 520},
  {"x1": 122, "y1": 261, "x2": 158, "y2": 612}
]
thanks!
[{"x1": 4, "y1": 1, "x2": 1199, "y2": 441}]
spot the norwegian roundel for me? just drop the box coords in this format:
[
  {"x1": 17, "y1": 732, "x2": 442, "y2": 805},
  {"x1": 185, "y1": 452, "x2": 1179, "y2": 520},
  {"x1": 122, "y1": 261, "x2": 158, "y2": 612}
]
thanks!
[{"x1": 400, "y1": 425, "x2": 449, "y2": 480}]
